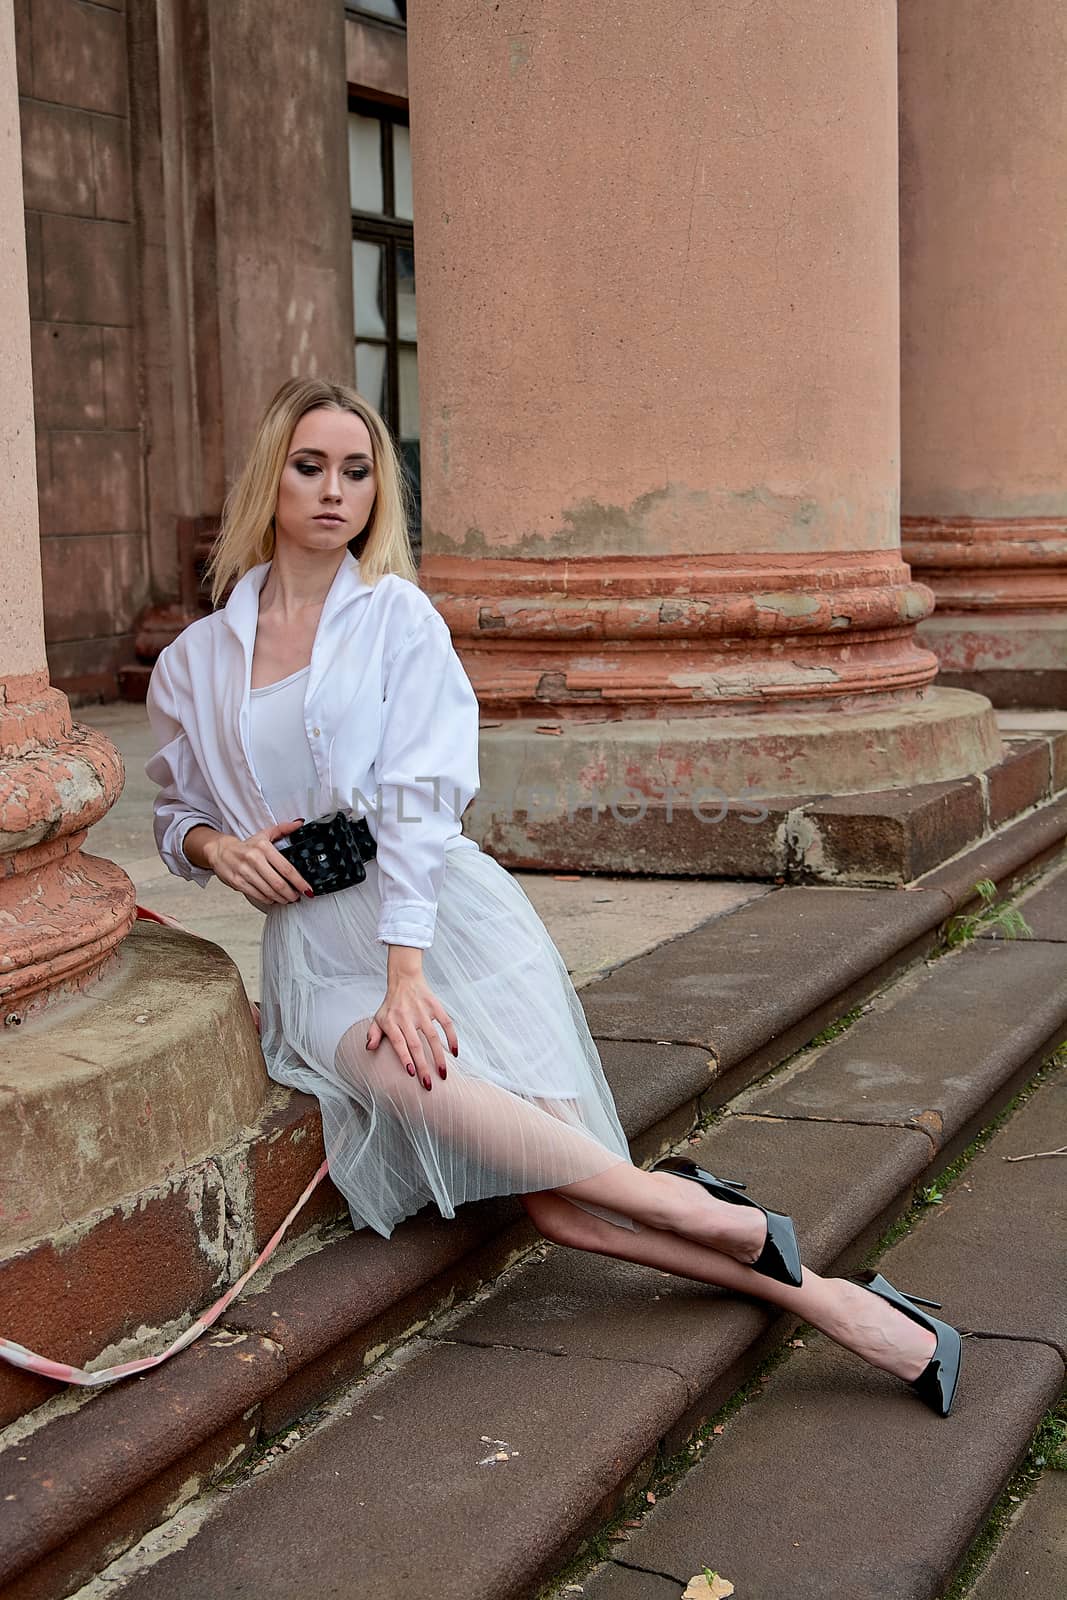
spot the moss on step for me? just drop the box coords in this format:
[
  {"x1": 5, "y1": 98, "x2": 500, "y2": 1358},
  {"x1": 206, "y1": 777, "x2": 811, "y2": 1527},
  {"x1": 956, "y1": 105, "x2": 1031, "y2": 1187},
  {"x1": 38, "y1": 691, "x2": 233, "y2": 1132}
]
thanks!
[
  {"x1": 938, "y1": 1395, "x2": 1067, "y2": 1600},
  {"x1": 870, "y1": 1044, "x2": 1066, "y2": 1259}
]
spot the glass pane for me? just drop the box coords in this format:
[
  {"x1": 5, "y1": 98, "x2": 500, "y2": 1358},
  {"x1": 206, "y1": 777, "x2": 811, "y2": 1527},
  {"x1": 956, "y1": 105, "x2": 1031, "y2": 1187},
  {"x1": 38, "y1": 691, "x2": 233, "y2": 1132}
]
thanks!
[
  {"x1": 352, "y1": 0, "x2": 403, "y2": 18},
  {"x1": 393, "y1": 124, "x2": 413, "y2": 220},
  {"x1": 348, "y1": 112, "x2": 383, "y2": 214},
  {"x1": 396, "y1": 244, "x2": 416, "y2": 340},
  {"x1": 352, "y1": 239, "x2": 387, "y2": 338},
  {"x1": 355, "y1": 342, "x2": 388, "y2": 415},
  {"x1": 398, "y1": 346, "x2": 419, "y2": 441}
]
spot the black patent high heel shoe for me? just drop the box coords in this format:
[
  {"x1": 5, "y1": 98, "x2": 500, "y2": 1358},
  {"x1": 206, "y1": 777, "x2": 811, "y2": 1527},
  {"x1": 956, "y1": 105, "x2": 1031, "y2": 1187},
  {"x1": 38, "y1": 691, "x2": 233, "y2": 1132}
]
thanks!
[
  {"x1": 652, "y1": 1156, "x2": 804, "y2": 1289},
  {"x1": 847, "y1": 1269, "x2": 963, "y2": 1418}
]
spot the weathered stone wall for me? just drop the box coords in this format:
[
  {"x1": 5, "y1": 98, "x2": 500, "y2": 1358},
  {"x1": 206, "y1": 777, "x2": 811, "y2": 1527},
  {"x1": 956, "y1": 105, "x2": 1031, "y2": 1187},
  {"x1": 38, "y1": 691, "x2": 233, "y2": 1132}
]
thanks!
[{"x1": 15, "y1": 0, "x2": 147, "y2": 702}]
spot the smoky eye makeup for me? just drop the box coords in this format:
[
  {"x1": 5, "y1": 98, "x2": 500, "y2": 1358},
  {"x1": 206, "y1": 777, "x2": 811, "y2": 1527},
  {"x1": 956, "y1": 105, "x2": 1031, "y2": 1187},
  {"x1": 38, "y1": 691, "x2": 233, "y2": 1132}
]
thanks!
[{"x1": 292, "y1": 458, "x2": 372, "y2": 478}]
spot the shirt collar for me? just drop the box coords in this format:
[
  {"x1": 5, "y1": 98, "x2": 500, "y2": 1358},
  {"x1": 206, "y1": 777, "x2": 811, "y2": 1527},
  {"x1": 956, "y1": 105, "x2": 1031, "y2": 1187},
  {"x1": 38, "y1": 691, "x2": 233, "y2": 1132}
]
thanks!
[{"x1": 219, "y1": 549, "x2": 375, "y2": 647}]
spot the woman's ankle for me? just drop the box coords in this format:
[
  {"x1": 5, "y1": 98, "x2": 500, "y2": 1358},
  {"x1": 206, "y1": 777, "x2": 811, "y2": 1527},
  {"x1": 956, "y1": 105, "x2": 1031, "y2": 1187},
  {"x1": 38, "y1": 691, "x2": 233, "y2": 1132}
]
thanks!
[
  {"x1": 825, "y1": 1278, "x2": 938, "y2": 1380},
  {"x1": 651, "y1": 1171, "x2": 765, "y2": 1259}
]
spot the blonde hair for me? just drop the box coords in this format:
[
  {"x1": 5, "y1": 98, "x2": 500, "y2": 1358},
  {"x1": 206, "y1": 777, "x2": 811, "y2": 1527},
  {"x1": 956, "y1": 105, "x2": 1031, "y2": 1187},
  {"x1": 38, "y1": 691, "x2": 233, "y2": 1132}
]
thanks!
[{"x1": 203, "y1": 377, "x2": 420, "y2": 608}]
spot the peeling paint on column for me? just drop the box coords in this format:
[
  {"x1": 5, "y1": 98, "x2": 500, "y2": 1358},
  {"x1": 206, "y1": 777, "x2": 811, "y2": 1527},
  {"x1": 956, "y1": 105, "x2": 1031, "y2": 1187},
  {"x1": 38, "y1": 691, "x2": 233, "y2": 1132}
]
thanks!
[
  {"x1": 1, "y1": 703, "x2": 134, "y2": 1019},
  {"x1": 753, "y1": 591, "x2": 822, "y2": 618}
]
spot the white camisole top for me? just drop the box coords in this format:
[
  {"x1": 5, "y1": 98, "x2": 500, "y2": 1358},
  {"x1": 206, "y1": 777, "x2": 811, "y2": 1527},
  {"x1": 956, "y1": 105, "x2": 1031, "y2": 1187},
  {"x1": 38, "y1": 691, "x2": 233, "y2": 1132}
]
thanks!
[{"x1": 247, "y1": 664, "x2": 323, "y2": 823}]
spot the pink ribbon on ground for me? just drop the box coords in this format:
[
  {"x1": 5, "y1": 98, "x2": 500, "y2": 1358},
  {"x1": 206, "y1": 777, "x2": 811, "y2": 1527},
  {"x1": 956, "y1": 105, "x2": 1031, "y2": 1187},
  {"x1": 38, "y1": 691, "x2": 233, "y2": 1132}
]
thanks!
[{"x1": 0, "y1": 906, "x2": 331, "y2": 1387}]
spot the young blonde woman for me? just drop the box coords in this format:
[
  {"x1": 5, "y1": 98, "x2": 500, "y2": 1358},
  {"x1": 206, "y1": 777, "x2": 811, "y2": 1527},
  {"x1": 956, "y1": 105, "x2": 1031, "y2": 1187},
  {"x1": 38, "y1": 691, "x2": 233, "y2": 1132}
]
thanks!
[{"x1": 145, "y1": 377, "x2": 962, "y2": 1417}]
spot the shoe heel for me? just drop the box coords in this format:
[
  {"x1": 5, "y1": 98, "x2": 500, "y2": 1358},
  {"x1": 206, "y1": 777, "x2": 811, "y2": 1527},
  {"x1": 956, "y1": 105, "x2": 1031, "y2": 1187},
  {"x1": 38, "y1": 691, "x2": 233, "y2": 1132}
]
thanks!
[{"x1": 853, "y1": 1270, "x2": 939, "y2": 1311}]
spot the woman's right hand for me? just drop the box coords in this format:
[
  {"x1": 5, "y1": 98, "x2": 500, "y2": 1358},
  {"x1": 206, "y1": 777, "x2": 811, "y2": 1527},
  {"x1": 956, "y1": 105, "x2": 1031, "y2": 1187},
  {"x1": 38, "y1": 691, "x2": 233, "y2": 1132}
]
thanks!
[{"x1": 206, "y1": 819, "x2": 314, "y2": 906}]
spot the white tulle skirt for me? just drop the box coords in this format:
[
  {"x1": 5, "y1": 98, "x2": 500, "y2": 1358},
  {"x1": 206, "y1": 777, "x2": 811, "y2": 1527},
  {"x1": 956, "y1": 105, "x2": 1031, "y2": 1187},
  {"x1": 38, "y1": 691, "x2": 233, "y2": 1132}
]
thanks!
[{"x1": 257, "y1": 841, "x2": 636, "y2": 1238}]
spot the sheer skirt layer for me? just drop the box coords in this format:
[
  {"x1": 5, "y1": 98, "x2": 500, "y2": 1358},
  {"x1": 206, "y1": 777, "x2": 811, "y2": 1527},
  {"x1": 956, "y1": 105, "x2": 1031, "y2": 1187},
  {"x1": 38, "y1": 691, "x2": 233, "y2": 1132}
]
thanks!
[{"x1": 257, "y1": 844, "x2": 636, "y2": 1237}]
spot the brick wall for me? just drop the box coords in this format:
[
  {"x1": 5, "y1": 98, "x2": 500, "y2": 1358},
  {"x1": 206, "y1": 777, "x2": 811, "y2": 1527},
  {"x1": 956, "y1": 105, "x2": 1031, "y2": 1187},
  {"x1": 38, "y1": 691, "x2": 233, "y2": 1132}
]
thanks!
[{"x1": 15, "y1": 0, "x2": 148, "y2": 703}]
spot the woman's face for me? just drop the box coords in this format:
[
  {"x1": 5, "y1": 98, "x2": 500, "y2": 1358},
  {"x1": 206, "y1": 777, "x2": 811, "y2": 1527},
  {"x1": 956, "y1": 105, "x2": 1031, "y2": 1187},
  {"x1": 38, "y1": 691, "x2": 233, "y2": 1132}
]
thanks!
[{"x1": 274, "y1": 406, "x2": 378, "y2": 554}]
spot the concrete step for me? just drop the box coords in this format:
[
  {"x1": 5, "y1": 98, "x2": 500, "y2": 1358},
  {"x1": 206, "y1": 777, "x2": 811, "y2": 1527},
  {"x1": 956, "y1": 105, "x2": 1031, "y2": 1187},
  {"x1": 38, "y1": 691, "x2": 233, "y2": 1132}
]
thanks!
[
  {"x1": 0, "y1": 860, "x2": 981, "y2": 1593},
  {"x1": 578, "y1": 1060, "x2": 1067, "y2": 1600},
  {"x1": 1, "y1": 813, "x2": 1062, "y2": 1598},
  {"x1": 25, "y1": 923, "x2": 1066, "y2": 1600},
  {"x1": 968, "y1": 1469, "x2": 1067, "y2": 1599}
]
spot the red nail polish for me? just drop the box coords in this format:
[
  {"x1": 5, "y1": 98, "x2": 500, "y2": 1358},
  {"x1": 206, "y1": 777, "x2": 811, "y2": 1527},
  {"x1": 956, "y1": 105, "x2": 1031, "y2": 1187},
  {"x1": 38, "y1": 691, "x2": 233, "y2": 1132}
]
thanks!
[
  {"x1": 438, "y1": 1065, "x2": 447, "y2": 1079},
  {"x1": 304, "y1": 889, "x2": 314, "y2": 898},
  {"x1": 422, "y1": 1075, "x2": 432, "y2": 1090},
  {"x1": 406, "y1": 1062, "x2": 416, "y2": 1076},
  {"x1": 451, "y1": 1046, "x2": 458, "y2": 1057}
]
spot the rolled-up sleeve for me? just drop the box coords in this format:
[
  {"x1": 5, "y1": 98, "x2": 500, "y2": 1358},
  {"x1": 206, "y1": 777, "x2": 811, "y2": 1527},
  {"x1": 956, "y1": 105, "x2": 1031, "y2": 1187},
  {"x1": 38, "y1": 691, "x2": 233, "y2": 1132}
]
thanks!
[
  {"x1": 373, "y1": 609, "x2": 481, "y2": 948},
  {"x1": 144, "y1": 650, "x2": 225, "y2": 887}
]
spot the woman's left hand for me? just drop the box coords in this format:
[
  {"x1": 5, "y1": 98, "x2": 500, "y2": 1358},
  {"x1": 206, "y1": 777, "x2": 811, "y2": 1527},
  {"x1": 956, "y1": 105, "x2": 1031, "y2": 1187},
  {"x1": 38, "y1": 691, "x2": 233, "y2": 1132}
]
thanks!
[{"x1": 366, "y1": 956, "x2": 458, "y2": 1090}]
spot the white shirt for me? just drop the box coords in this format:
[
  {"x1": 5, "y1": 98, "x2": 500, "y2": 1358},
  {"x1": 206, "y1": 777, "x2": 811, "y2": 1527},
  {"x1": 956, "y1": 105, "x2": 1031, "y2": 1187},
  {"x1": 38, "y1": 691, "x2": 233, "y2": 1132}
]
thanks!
[{"x1": 144, "y1": 552, "x2": 482, "y2": 949}]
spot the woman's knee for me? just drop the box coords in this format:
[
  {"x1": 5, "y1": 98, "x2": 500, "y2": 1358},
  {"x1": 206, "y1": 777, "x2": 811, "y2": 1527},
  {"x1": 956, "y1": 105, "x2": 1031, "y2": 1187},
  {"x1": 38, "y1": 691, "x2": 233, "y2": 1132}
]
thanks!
[
  {"x1": 520, "y1": 1191, "x2": 591, "y2": 1249},
  {"x1": 336, "y1": 1026, "x2": 420, "y2": 1105}
]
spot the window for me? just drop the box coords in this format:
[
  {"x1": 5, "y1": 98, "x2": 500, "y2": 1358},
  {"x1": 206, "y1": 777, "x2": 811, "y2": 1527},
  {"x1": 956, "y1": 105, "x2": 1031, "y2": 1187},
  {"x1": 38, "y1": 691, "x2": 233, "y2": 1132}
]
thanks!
[
  {"x1": 346, "y1": 1, "x2": 406, "y2": 22},
  {"x1": 349, "y1": 100, "x2": 420, "y2": 549}
]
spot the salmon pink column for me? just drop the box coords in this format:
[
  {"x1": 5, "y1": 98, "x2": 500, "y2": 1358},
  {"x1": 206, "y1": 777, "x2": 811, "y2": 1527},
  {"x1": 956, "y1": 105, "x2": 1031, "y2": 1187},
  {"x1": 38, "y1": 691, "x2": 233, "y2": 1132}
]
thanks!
[
  {"x1": 899, "y1": 0, "x2": 1067, "y2": 707},
  {"x1": 0, "y1": 9, "x2": 134, "y2": 1027},
  {"x1": 408, "y1": 2, "x2": 1000, "y2": 869}
]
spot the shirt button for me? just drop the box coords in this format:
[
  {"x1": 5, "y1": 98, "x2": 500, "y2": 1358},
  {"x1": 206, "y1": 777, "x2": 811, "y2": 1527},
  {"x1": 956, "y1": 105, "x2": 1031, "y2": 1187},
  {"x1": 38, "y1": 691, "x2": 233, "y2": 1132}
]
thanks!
[{"x1": 311, "y1": 727, "x2": 321, "y2": 737}]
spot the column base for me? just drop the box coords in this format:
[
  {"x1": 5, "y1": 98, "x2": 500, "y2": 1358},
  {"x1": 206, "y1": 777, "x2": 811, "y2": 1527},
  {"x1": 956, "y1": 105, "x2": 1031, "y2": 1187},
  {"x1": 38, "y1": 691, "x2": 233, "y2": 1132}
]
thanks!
[
  {"x1": 466, "y1": 687, "x2": 1002, "y2": 877},
  {"x1": 0, "y1": 671, "x2": 136, "y2": 1024},
  {"x1": 916, "y1": 614, "x2": 1067, "y2": 710},
  {"x1": 0, "y1": 919, "x2": 297, "y2": 1426}
]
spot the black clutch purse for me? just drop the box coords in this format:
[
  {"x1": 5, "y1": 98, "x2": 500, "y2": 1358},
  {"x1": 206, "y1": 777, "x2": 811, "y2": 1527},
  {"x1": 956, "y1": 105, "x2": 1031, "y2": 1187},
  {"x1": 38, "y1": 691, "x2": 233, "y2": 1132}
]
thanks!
[{"x1": 275, "y1": 811, "x2": 377, "y2": 897}]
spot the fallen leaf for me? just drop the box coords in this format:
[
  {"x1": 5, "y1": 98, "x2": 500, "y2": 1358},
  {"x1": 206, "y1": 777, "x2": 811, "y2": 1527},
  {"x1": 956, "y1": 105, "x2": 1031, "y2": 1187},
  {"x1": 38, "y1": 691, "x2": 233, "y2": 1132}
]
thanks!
[
  {"x1": 494, "y1": 1451, "x2": 509, "y2": 1461},
  {"x1": 646, "y1": 1492, "x2": 656, "y2": 1504},
  {"x1": 534, "y1": 725, "x2": 564, "y2": 735},
  {"x1": 682, "y1": 1574, "x2": 734, "y2": 1598},
  {"x1": 712, "y1": 1424, "x2": 725, "y2": 1435}
]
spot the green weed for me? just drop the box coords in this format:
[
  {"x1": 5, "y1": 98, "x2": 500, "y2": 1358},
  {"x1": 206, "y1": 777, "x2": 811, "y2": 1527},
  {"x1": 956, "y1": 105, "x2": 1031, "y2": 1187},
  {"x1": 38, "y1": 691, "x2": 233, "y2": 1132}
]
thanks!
[{"x1": 941, "y1": 878, "x2": 1033, "y2": 950}]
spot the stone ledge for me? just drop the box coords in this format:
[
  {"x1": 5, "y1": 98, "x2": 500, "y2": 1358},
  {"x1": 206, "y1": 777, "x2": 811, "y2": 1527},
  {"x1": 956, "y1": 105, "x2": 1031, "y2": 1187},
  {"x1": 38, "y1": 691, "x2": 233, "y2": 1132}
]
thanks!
[
  {"x1": 969, "y1": 1471, "x2": 1067, "y2": 1599},
  {"x1": 471, "y1": 720, "x2": 1066, "y2": 885},
  {"x1": 737, "y1": 938, "x2": 1067, "y2": 1169},
  {"x1": 0, "y1": 1335, "x2": 284, "y2": 1596},
  {"x1": 979, "y1": 860, "x2": 1067, "y2": 943},
  {"x1": 1, "y1": 922, "x2": 267, "y2": 1254},
  {"x1": 586, "y1": 1340, "x2": 1063, "y2": 1600},
  {"x1": 0, "y1": 1092, "x2": 353, "y2": 1431}
]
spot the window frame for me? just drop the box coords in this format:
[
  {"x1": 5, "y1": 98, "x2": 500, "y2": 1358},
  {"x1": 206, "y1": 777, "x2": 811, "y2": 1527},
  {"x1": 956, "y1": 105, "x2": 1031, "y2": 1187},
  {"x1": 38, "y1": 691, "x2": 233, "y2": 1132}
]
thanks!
[
  {"x1": 349, "y1": 95, "x2": 420, "y2": 542},
  {"x1": 344, "y1": 2, "x2": 407, "y2": 31},
  {"x1": 349, "y1": 104, "x2": 415, "y2": 435}
]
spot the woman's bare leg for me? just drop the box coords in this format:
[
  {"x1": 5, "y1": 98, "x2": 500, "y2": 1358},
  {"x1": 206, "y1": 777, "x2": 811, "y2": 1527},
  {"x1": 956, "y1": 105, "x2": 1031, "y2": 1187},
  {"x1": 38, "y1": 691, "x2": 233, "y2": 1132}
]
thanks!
[
  {"x1": 335, "y1": 1023, "x2": 769, "y2": 1265},
  {"x1": 521, "y1": 1191, "x2": 939, "y2": 1384},
  {"x1": 335, "y1": 1024, "x2": 935, "y2": 1381}
]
